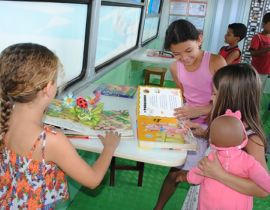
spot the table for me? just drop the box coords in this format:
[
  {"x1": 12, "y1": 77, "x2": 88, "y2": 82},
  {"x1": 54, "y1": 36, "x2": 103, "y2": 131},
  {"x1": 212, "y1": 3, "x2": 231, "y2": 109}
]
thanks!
[
  {"x1": 131, "y1": 50, "x2": 175, "y2": 66},
  {"x1": 71, "y1": 84, "x2": 187, "y2": 167},
  {"x1": 130, "y1": 50, "x2": 176, "y2": 81}
]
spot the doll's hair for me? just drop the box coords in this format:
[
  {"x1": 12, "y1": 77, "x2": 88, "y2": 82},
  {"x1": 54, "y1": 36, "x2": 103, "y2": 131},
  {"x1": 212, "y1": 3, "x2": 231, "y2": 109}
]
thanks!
[
  {"x1": 209, "y1": 63, "x2": 266, "y2": 149},
  {"x1": 164, "y1": 19, "x2": 199, "y2": 50},
  {"x1": 0, "y1": 43, "x2": 60, "y2": 146}
]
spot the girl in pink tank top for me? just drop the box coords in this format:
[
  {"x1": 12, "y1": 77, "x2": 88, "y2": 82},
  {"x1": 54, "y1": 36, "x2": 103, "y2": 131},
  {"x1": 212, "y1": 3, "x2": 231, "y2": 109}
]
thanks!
[
  {"x1": 154, "y1": 19, "x2": 226, "y2": 210},
  {"x1": 176, "y1": 51, "x2": 212, "y2": 124}
]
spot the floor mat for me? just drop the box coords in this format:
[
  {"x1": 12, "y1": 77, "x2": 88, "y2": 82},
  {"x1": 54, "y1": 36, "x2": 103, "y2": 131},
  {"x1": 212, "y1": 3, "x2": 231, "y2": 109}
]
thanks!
[{"x1": 65, "y1": 156, "x2": 270, "y2": 210}]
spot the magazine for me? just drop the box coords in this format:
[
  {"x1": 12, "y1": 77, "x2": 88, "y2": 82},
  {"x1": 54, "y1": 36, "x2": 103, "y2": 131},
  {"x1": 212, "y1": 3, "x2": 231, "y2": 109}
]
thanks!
[{"x1": 94, "y1": 83, "x2": 137, "y2": 98}]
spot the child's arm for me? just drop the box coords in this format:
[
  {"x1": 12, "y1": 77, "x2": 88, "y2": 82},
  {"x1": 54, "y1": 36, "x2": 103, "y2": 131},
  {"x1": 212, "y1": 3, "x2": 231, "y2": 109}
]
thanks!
[
  {"x1": 209, "y1": 54, "x2": 227, "y2": 74},
  {"x1": 225, "y1": 50, "x2": 240, "y2": 64},
  {"x1": 170, "y1": 61, "x2": 184, "y2": 93},
  {"x1": 45, "y1": 131, "x2": 120, "y2": 189},
  {"x1": 174, "y1": 104, "x2": 212, "y2": 120},
  {"x1": 250, "y1": 47, "x2": 270, "y2": 56},
  {"x1": 249, "y1": 34, "x2": 270, "y2": 56},
  {"x1": 246, "y1": 156, "x2": 270, "y2": 193}
]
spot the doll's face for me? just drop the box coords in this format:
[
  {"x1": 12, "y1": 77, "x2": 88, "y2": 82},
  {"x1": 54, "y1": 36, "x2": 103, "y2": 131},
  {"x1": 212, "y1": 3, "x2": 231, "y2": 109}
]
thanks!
[{"x1": 210, "y1": 116, "x2": 244, "y2": 148}]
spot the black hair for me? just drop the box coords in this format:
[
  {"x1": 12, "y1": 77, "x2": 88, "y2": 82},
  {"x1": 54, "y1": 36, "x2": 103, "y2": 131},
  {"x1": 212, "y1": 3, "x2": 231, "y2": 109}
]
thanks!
[
  {"x1": 263, "y1": 12, "x2": 270, "y2": 24},
  {"x1": 164, "y1": 19, "x2": 199, "y2": 50},
  {"x1": 228, "y1": 23, "x2": 247, "y2": 41}
]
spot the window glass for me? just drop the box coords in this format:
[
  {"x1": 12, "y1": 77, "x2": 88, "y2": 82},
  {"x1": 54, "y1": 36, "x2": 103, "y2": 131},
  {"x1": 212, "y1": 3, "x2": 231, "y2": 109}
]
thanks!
[
  {"x1": 0, "y1": 1, "x2": 88, "y2": 86},
  {"x1": 95, "y1": 5, "x2": 141, "y2": 67},
  {"x1": 147, "y1": 0, "x2": 161, "y2": 14},
  {"x1": 142, "y1": 16, "x2": 159, "y2": 42}
]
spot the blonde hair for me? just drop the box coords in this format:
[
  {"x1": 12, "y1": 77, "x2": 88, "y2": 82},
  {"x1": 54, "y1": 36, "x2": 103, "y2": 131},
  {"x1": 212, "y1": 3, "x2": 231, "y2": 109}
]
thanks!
[{"x1": 0, "y1": 43, "x2": 59, "y2": 146}]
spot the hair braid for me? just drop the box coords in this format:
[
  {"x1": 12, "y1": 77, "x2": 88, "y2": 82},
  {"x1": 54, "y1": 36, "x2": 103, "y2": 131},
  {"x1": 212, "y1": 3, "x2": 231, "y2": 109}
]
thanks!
[{"x1": 0, "y1": 94, "x2": 13, "y2": 147}]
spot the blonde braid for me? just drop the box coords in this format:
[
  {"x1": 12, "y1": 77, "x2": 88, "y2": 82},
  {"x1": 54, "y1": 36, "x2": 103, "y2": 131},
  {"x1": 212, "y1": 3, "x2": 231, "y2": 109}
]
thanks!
[{"x1": 0, "y1": 94, "x2": 12, "y2": 146}]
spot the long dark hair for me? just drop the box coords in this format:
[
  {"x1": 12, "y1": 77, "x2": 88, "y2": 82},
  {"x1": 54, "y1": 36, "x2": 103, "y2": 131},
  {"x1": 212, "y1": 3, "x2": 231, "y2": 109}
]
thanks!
[
  {"x1": 164, "y1": 19, "x2": 199, "y2": 50},
  {"x1": 209, "y1": 63, "x2": 266, "y2": 148}
]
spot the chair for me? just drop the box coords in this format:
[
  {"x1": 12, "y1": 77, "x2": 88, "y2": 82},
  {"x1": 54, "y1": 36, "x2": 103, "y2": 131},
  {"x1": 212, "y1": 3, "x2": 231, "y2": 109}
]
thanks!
[
  {"x1": 144, "y1": 67, "x2": 167, "y2": 87},
  {"x1": 110, "y1": 157, "x2": 145, "y2": 186}
]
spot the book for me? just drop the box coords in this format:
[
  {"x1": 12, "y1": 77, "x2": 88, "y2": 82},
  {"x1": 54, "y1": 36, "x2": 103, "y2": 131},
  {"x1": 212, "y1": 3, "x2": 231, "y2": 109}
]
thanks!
[
  {"x1": 137, "y1": 86, "x2": 197, "y2": 150},
  {"x1": 94, "y1": 84, "x2": 137, "y2": 98},
  {"x1": 43, "y1": 95, "x2": 134, "y2": 138}
]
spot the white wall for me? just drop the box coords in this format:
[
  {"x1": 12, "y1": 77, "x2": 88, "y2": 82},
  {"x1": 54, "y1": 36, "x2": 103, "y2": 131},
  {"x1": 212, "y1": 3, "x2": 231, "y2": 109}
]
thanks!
[
  {"x1": 203, "y1": 0, "x2": 252, "y2": 53},
  {"x1": 159, "y1": 0, "x2": 252, "y2": 53}
]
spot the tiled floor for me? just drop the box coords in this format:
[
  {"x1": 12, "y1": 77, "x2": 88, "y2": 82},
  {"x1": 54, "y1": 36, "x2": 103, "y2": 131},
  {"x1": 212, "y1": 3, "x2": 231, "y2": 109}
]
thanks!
[{"x1": 64, "y1": 93, "x2": 270, "y2": 210}]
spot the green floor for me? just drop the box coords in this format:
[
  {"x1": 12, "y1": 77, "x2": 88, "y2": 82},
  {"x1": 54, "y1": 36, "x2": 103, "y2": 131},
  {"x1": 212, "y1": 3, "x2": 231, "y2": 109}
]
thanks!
[
  {"x1": 64, "y1": 93, "x2": 270, "y2": 210},
  {"x1": 65, "y1": 155, "x2": 270, "y2": 210}
]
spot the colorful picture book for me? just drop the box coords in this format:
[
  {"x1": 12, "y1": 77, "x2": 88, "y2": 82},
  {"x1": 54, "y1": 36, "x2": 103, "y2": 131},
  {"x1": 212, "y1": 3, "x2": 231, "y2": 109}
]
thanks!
[
  {"x1": 43, "y1": 95, "x2": 133, "y2": 138},
  {"x1": 94, "y1": 83, "x2": 137, "y2": 98},
  {"x1": 137, "y1": 86, "x2": 197, "y2": 150}
]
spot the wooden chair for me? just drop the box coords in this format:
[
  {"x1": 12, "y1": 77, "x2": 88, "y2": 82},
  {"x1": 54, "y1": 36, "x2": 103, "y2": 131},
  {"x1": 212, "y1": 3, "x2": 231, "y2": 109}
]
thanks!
[
  {"x1": 144, "y1": 67, "x2": 167, "y2": 87},
  {"x1": 110, "y1": 157, "x2": 145, "y2": 186}
]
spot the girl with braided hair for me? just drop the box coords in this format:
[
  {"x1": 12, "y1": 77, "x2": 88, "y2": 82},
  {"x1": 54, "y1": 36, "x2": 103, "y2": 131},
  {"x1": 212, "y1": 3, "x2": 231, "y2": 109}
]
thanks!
[{"x1": 0, "y1": 43, "x2": 121, "y2": 209}]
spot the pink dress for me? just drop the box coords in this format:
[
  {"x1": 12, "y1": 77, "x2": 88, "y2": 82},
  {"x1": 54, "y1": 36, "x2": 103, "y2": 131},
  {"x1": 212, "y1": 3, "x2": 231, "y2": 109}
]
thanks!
[{"x1": 187, "y1": 110, "x2": 270, "y2": 210}]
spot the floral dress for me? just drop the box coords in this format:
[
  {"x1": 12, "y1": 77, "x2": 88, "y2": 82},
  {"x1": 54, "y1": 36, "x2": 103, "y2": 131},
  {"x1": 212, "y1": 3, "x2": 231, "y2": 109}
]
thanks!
[{"x1": 0, "y1": 128, "x2": 69, "y2": 209}]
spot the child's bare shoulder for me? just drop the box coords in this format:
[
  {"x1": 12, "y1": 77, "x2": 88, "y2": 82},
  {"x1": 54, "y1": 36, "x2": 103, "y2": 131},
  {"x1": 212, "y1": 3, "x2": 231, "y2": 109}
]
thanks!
[
  {"x1": 170, "y1": 61, "x2": 178, "y2": 71},
  {"x1": 210, "y1": 54, "x2": 226, "y2": 73}
]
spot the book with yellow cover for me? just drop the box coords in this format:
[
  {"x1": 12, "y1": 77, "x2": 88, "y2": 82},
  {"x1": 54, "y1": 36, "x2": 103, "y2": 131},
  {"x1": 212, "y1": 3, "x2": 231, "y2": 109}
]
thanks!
[{"x1": 137, "y1": 86, "x2": 197, "y2": 150}]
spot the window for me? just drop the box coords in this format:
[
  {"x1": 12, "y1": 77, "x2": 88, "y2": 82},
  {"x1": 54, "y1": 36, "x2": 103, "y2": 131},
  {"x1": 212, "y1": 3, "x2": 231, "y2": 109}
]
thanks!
[
  {"x1": 142, "y1": 0, "x2": 162, "y2": 44},
  {"x1": 0, "y1": 1, "x2": 89, "y2": 87},
  {"x1": 95, "y1": 3, "x2": 142, "y2": 69}
]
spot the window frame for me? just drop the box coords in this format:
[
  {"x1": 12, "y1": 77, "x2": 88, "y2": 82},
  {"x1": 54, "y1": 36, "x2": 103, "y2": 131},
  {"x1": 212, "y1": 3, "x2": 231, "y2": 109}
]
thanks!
[
  {"x1": 94, "y1": 1, "x2": 144, "y2": 72},
  {"x1": 0, "y1": 0, "x2": 92, "y2": 91},
  {"x1": 141, "y1": 0, "x2": 163, "y2": 46}
]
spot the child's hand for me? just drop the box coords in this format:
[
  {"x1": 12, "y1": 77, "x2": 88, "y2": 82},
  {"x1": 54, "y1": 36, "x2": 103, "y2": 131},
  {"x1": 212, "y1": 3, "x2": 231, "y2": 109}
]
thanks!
[
  {"x1": 176, "y1": 170, "x2": 188, "y2": 182},
  {"x1": 98, "y1": 131, "x2": 121, "y2": 152},
  {"x1": 174, "y1": 106, "x2": 201, "y2": 120},
  {"x1": 184, "y1": 120, "x2": 206, "y2": 137},
  {"x1": 197, "y1": 152, "x2": 225, "y2": 179}
]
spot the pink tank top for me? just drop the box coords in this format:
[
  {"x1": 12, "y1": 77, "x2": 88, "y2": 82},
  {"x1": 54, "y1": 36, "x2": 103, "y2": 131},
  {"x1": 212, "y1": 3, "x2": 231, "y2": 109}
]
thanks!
[{"x1": 176, "y1": 51, "x2": 213, "y2": 124}]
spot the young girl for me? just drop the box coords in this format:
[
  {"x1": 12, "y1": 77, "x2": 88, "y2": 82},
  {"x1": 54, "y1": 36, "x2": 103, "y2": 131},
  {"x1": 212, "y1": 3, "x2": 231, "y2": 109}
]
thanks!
[
  {"x1": 0, "y1": 43, "x2": 121, "y2": 209},
  {"x1": 187, "y1": 109, "x2": 270, "y2": 210},
  {"x1": 182, "y1": 63, "x2": 269, "y2": 210},
  {"x1": 153, "y1": 19, "x2": 226, "y2": 210}
]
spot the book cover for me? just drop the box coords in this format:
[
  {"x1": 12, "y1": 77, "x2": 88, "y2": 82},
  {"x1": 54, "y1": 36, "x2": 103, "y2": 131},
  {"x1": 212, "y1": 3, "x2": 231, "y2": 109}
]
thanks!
[
  {"x1": 43, "y1": 95, "x2": 133, "y2": 138},
  {"x1": 137, "y1": 86, "x2": 197, "y2": 150},
  {"x1": 94, "y1": 83, "x2": 137, "y2": 98}
]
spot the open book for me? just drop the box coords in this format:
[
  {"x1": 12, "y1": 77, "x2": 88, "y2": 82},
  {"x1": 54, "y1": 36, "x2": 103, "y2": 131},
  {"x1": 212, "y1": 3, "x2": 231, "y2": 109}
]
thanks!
[
  {"x1": 94, "y1": 83, "x2": 137, "y2": 98},
  {"x1": 137, "y1": 86, "x2": 197, "y2": 150},
  {"x1": 43, "y1": 97, "x2": 133, "y2": 138}
]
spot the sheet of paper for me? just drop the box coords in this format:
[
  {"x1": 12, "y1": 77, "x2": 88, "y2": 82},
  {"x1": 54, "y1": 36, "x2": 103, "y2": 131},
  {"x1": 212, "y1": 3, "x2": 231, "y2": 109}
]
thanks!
[{"x1": 139, "y1": 87, "x2": 182, "y2": 117}]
